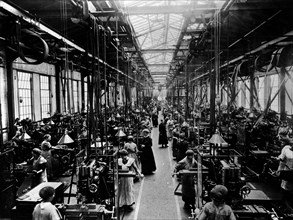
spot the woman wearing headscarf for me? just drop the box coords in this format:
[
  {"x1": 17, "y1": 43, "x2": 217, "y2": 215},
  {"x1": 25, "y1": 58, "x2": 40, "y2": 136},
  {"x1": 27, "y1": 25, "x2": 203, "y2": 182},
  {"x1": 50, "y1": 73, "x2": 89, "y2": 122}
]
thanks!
[
  {"x1": 140, "y1": 129, "x2": 156, "y2": 174},
  {"x1": 118, "y1": 149, "x2": 143, "y2": 210},
  {"x1": 40, "y1": 134, "x2": 53, "y2": 180},
  {"x1": 174, "y1": 149, "x2": 197, "y2": 210},
  {"x1": 198, "y1": 185, "x2": 236, "y2": 220},
  {"x1": 28, "y1": 148, "x2": 48, "y2": 187}
]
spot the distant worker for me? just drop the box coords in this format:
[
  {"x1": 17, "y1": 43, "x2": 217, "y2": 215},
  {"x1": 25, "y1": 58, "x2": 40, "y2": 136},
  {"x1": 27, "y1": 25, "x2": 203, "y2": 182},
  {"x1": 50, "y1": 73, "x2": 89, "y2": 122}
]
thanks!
[
  {"x1": 41, "y1": 134, "x2": 53, "y2": 180},
  {"x1": 159, "y1": 119, "x2": 168, "y2": 148},
  {"x1": 198, "y1": 185, "x2": 236, "y2": 220},
  {"x1": 124, "y1": 136, "x2": 140, "y2": 169}
]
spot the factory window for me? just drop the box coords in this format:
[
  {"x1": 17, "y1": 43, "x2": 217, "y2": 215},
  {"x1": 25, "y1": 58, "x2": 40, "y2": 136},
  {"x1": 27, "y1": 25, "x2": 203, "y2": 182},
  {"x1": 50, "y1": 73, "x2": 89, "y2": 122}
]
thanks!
[
  {"x1": 61, "y1": 77, "x2": 69, "y2": 113},
  {"x1": 245, "y1": 79, "x2": 250, "y2": 109},
  {"x1": 258, "y1": 77, "x2": 265, "y2": 110},
  {"x1": 18, "y1": 71, "x2": 32, "y2": 120},
  {"x1": 285, "y1": 70, "x2": 293, "y2": 115},
  {"x1": 40, "y1": 75, "x2": 51, "y2": 118},
  {"x1": 270, "y1": 74, "x2": 279, "y2": 112},
  {"x1": 84, "y1": 82, "x2": 88, "y2": 111},
  {"x1": 0, "y1": 67, "x2": 8, "y2": 141},
  {"x1": 73, "y1": 80, "x2": 79, "y2": 113}
]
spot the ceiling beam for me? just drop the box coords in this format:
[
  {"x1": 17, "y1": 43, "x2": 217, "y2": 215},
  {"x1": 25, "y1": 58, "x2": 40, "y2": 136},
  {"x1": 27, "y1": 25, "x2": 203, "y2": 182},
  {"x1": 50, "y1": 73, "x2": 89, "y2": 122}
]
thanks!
[
  {"x1": 116, "y1": 0, "x2": 225, "y2": 1},
  {"x1": 151, "y1": 72, "x2": 167, "y2": 74},
  {"x1": 122, "y1": 6, "x2": 216, "y2": 15},
  {"x1": 140, "y1": 48, "x2": 188, "y2": 53}
]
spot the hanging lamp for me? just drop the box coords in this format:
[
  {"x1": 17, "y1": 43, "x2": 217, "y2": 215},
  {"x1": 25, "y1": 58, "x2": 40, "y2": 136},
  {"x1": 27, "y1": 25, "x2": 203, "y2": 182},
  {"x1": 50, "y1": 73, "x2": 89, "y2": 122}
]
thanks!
[
  {"x1": 58, "y1": 130, "x2": 74, "y2": 144},
  {"x1": 208, "y1": 129, "x2": 227, "y2": 145},
  {"x1": 20, "y1": 131, "x2": 31, "y2": 140},
  {"x1": 115, "y1": 129, "x2": 126, "y2": 137}
]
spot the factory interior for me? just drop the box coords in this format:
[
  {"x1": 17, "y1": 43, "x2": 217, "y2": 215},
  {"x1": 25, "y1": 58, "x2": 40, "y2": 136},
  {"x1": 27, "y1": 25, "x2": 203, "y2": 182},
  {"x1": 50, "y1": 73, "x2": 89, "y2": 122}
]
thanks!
[{"x1": 1, "y1": 0, "x2": 293, "y2": 219}]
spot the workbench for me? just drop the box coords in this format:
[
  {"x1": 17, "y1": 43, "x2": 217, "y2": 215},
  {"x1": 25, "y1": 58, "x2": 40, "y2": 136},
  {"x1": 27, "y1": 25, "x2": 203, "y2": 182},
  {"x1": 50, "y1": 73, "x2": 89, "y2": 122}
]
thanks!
[
  {"x1": 233, "y1": 204, "x2": 268, "y2": 219},
  {"x1": 11, "y1": 182, "x2": 64, "y2": 220}
]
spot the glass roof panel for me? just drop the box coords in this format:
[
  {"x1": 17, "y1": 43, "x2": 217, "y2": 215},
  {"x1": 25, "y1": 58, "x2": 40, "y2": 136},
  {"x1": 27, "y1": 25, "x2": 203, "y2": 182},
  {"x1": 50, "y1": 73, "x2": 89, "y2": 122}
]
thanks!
[{"x1": 117, "y1": 0, "x2": 225, "y2": 84}]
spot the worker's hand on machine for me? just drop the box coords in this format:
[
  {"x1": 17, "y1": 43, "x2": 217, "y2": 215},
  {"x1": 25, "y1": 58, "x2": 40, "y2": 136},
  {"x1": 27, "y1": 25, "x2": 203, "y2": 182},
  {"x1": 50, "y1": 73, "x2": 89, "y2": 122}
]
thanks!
[
  {"x1": 270, "y1": 168, "x2": 280, "y2": 177},
  {"x1": 171, "y1": 172, "x2": 178, "y2": 178},
  {"x1": 271, "y1": 156, "x2": 281, "y2": 161}
]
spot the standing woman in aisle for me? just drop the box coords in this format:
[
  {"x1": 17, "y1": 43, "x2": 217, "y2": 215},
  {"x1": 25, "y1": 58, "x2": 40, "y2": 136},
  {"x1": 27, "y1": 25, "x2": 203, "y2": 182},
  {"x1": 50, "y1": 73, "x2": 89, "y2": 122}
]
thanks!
[
  {"x1": 40, "y1": 134, "x2": 53, "y2": 180},
  {"x1": 140, "y1": 129, "x2": 156, "y2": 174},
  {"x1": 158, "y1": 119, "x2": 168, "y2": 148},
  {"x1": 118, "y1": 149, "x2": 143, "y2": 210}
]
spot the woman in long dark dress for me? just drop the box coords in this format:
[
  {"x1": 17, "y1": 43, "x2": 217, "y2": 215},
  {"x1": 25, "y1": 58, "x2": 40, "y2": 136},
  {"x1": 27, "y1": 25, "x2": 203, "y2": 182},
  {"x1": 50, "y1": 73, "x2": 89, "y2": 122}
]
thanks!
[
  {"x1": 152, "y1": 112, "x2": 158, "y2": 127},
  {"x1": 140, "y1": 129, "x2": 156, "y2": 174},
  {"x1": 158, "y1": 119, "x2": 168, "y2": 147}
]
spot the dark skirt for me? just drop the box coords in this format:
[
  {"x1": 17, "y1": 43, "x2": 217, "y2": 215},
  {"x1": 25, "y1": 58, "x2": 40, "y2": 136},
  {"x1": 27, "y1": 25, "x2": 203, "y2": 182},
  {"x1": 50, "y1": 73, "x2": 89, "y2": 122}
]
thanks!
[
  {"x1": 159, "y1": 132, "x2": 168, "y2": 145},
  {"x1": 141, "y1": 147, "x2": 156, "y2": 174}
]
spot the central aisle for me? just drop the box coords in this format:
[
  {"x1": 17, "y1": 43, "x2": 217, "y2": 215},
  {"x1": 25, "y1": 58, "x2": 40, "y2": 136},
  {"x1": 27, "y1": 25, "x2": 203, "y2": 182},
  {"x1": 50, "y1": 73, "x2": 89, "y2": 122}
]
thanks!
[{"x1": 121, "y1": 114, "x2": 191, "y2": 220}]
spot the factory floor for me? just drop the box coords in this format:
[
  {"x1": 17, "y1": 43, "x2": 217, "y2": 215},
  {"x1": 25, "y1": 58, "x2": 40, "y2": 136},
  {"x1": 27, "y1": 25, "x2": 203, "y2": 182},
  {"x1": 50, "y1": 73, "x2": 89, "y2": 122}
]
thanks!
[
  {"x1": 1, "y1": 113, "x2": 191, "y2": 220},
  {"x1": 120, "y1": 124, "x2": 192, "y2": 220}
]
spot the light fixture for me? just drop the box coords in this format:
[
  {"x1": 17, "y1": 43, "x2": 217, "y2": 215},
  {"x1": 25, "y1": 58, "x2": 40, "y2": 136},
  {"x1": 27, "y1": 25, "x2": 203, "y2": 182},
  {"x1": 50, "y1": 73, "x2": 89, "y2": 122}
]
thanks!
[
  {"x1": 115, "y1": 129, "x2": 126, "y2": 137},
  {"x1": 208, "y1": 129, "x2": 227, "y2": 145},
  {"x1": 58, "y1": 130, "x2": 74, "y2": 144},
  {"x1": 248, "y1": 111, "x2": 256, "y2": 119},
  {"x1": 208, "y1": 129, "x2": 228, "y2": 156}
]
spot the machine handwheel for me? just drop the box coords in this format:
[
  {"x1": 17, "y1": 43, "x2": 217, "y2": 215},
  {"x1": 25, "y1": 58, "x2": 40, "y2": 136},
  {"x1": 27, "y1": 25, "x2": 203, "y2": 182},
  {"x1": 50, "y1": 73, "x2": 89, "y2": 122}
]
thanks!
[{"x1": 240, "y1": 185, "x2": 251, "y2": 198}]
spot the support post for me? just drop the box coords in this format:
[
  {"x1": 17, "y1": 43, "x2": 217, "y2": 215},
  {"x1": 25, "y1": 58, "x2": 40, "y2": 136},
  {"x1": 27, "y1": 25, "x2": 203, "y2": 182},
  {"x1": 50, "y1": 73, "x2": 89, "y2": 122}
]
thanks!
[{"x1": 280, "y1": 67, "x2": 286, "y2": 121}]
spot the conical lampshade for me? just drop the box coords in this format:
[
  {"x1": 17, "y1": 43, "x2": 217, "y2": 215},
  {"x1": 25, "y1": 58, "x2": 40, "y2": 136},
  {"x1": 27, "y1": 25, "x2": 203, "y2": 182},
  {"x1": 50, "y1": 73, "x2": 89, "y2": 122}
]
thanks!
[
  {"x1": 58, "y1": 132, "x2": 74, "y2": 144},
  {"x1": 248, "y1": 112, "x2": 256, "y2": 119},
  {"x1": 208, "y1": 130, "x2": 227, "y2": 145},
  {"x1": 20, "y1": 132, "x2": 31, "y2": 140},
  {"x1": 115, "y1": 129, "x2": 126, "y2": 137},
  {"x1": 116, "y1": 113, "x2": 121, "y2": 118}
]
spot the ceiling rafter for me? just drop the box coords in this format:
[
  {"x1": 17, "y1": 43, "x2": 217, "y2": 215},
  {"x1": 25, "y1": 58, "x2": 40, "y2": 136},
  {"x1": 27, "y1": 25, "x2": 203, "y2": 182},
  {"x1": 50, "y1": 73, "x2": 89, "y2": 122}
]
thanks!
[{"x1": 122, "y1": 5, "x2": 217, "y2": 15}]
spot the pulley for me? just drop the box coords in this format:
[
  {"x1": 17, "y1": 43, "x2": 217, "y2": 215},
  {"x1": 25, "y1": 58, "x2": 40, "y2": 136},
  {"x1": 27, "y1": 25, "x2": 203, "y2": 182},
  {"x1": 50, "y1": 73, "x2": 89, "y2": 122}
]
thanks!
[
  {"x1": 18, "y1": 29, "x2": 49, "y2": 64},
  {"x1": 89, "y1": 183, "x2": 98, "y2": 193},
  {"x1": 270, "y1": 45, "x2": 293, "y2": 69}
]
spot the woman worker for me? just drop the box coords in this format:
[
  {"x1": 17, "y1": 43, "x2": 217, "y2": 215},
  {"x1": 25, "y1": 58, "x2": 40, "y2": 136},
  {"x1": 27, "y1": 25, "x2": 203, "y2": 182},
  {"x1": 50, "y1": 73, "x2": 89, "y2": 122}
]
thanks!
[
  {"x1": 276, "y1": 138, "x2": 293, "y2": 207},
  {"x1": 28, "y1": 148, "x2": 48, "y2": 187},
  {"x1": 140, "y1": 129, "x2": 156, "y2": 175},
  {"x1": 118, "y1": 149, "x2": 143, "y2": 210},
  {"x1": 40, "y1": 134, "x2": 53, "y2": 180},
  {"x1": 174, "y1": 149, "x2": 197, "y2": 211},
  {"x1": 124, "y1": 135, "x2": 140, "y2": 169}
]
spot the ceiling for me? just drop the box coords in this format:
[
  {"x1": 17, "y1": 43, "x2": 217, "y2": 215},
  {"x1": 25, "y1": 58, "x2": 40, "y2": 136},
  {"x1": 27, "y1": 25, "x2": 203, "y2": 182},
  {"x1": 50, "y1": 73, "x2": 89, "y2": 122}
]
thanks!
[
  {"x1": 1, "y1": 0, "x2": 293, "y2": 88},
  {"x1": 116, "y1": 0, "x2": 225, "y2": 85}
]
